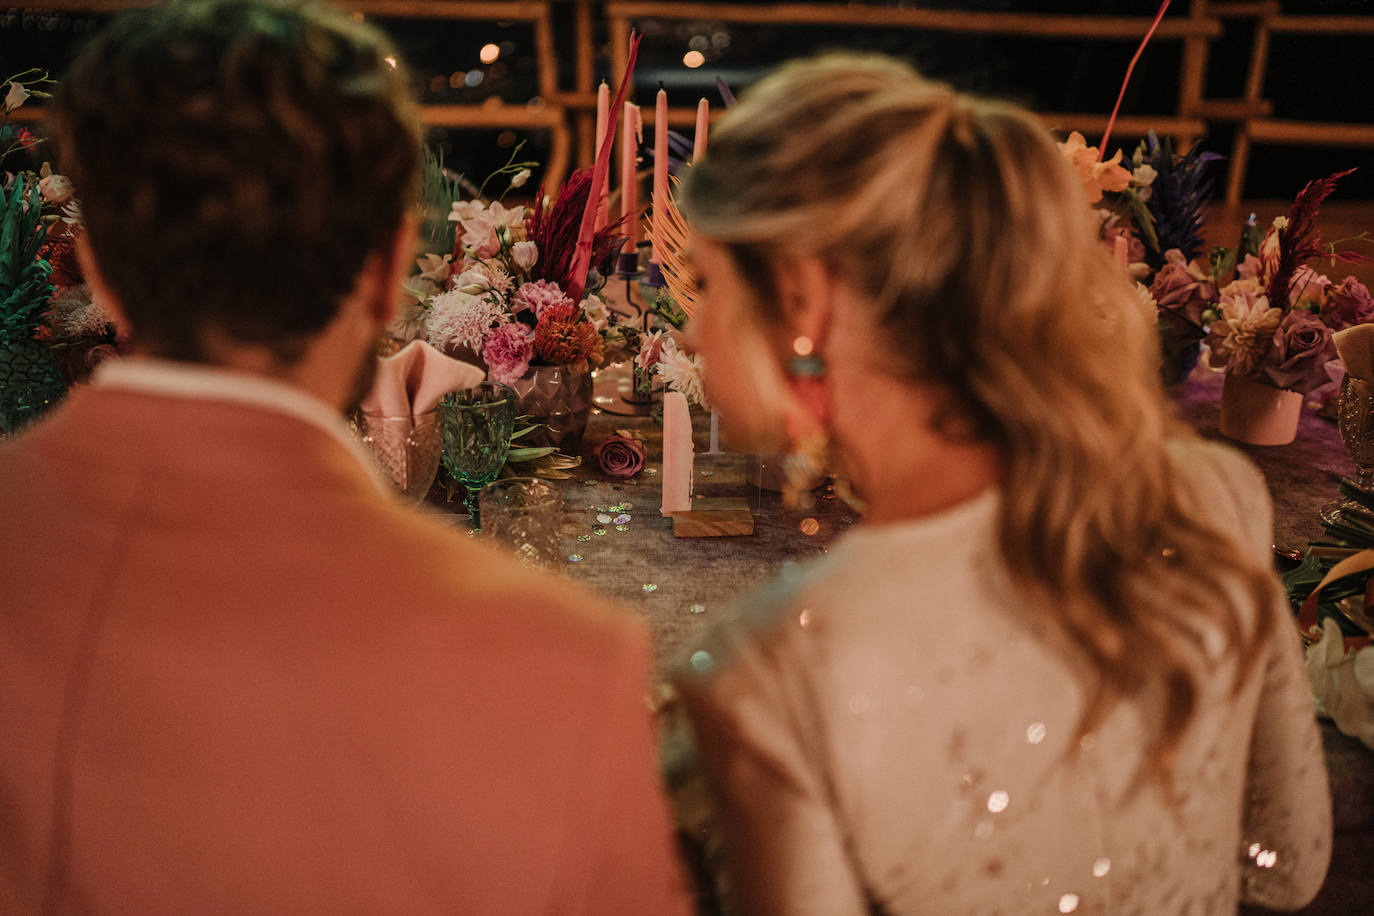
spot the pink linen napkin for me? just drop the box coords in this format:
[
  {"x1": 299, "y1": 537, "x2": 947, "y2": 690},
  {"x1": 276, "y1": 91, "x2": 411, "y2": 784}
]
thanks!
[{"x1": 359, "y1": 340, "x2": 484, "y2": 417}]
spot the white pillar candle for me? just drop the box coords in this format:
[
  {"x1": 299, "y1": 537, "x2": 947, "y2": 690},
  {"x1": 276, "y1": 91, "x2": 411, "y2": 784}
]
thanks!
[{"x1": 660, "y1": 391, "x2": 694, "y2": 515}]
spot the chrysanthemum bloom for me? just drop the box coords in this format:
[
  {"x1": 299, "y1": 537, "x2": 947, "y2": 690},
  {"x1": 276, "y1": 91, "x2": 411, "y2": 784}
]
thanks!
[{"x1": 425, "y1": 289, "x2": 506, "y2": 354}]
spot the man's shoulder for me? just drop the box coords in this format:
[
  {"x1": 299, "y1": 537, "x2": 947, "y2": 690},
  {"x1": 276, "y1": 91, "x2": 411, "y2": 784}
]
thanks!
[{"x1": 350, "y1": 499, "x2": 649, "y2": 665}]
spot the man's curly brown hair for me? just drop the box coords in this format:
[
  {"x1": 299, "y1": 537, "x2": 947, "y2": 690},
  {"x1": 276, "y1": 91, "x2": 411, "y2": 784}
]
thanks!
[{"x1": 53, "y1": 0, "x2": 420, "y2": 363}]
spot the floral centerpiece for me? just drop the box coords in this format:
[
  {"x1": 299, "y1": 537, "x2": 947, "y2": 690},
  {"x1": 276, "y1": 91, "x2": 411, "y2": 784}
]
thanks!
[
  {"x1": 1060, "y1": 130, "x2": 1224, "y2": 384},
  {"x1": 393, "y1": 161, "x2": 638, "y2": 452},
  {"x1": 2, "y1": 70, "x2": 125, "y2": 434},
  {"x1": 1201, "y1": 170, "x2": 1369, "y2": 405}
]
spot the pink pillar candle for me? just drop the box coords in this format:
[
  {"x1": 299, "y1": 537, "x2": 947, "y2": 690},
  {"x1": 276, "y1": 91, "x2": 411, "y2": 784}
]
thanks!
[
  {"x1": 620, "y1": 101, "x2": 641, "y2": 258},
  {"x1": 660, "y1": 391, "x2": 694, "y2": 516},
  {"x1": 651, "y1": 88, "x2": 668, "y2": 266},
  {"x1": 693, "y1": 98, "x2": 709, "y2": 162},
  {"x1": 594, "y1": 82, "x2": 610, "y2": 232}
]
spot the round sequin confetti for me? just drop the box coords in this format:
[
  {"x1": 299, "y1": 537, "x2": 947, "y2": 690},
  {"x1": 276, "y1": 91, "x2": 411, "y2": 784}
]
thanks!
[
  {"x1": 642, "y1": 583, "x2": 658, "y2": 592},
  {"x1": 577, "y1": 534, "x2": 591, "y2": 542},
  {"x1": 1058, "y1": 894, "x2": 1080, "y2": 913},
  {"x1": 688, "y1": 604, "x2": 707, "y2": 615},
  {"x1": 1026, "y1": 722, "x2": 1047, "y2": 745},
  {"x1": 582, "y1": 479, "x2": 597, "y2": 486},
  {"x1": 799, "y1": 518, "x2": 820, "y2": 536},
  {"x1": 568, "y1": 554, "x2": 583, "y2": 563},
  {"x1": 615, "y1": 525, "x2": 628, "y2": 531},
  {"x1": 690, "y1": 650, "x2": 713, "y2": 674},
  {"x1": 798, "y1": 608, "x2": 812, "y2": 628},
  {"x1": 1092, "y1": 858, "x2": 1111, "y2": 878},
  {"x1": 644, "y1": 468, "x2": 657, "y2": 476},
  {"x1": 621, "y1": 502, "x2": 634, "y2": 510},
  {"x1": 840, "y1": 516, "x2": 855, "y2": 525},
  {"x1": 593, "y1": 527, "x2": 607, "y2": 536},
  {"x1": 987, "y1": 790, "x2": 1009, "y2": 814},
  {"x1": 596, "y1": 514, "x2": 612, "y2": 524},
  {"x1": 614, "y1": 513, "x2": 631, "y2": 525},
  {"x1": 701, "y1": 469, "x2": 714, "y2": 477}
]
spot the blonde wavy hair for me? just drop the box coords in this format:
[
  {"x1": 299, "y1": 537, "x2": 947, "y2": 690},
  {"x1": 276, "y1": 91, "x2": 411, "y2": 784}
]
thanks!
[{"x1": 680, "y1": 53, "x2": 1277, "y2": 787}]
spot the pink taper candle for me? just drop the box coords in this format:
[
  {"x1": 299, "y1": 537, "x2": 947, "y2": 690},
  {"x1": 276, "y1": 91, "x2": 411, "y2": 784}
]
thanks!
[
  {"x1": 660, "y1": 391, "x2": 694, "y2": 515},
  {"x1": 593, "y1": 82, "x2": 610, "y2": 232},
  {"x1": 651, "y1": 88, "x2": 668, "y2": 266},
  {"x1": 620, "y1": 101, "x2": 641, "y2": 259},
  {"x1": 1114, "y1": 234, "x2": 1129, "y2": 270},
  {"x1": 693, "y1": 97, "x2": 709, "y2": 162}
]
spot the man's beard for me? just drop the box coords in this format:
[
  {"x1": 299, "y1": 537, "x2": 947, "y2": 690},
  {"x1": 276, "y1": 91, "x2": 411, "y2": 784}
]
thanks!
[{"x1": 342, "y1": 337, "x2": 382, "y2": 414}]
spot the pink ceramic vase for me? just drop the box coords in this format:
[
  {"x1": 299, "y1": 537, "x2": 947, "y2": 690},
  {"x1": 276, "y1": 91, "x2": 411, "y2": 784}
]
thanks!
[{"x1": 1218, "y1": 373, "x2": 1303, "y2": 446}]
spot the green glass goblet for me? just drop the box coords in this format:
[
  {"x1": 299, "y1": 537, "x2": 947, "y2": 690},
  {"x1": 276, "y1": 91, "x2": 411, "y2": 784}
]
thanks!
[{"x1": 440, "y1": 381, "x2": 516, "y2": 529}]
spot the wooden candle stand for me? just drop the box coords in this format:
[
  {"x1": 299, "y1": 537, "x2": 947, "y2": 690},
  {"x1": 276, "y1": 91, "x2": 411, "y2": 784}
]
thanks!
[{"x1": 671, "y1": 497, "x2": 754, "y2": 538}]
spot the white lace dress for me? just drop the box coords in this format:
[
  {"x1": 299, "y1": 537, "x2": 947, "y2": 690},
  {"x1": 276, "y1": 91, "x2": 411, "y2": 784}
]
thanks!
[{"x1": 673, "y1": 440, "x2": 1331, "y2": 915}]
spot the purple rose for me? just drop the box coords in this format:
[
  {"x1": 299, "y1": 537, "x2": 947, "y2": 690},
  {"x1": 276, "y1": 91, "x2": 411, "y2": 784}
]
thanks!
[
  {"x1": 1149, "y1": 260, "x2": 1214, "y2": 330},
  {"x1": 1322, "y1": 276, "x2": 1374, "y2": 330},
  {"x1": 1263, "y1": 310, "x2": 1337, "y2": 394},
  {"x1": 595, "y1": 432, "x2": 646, "y2": 478}
]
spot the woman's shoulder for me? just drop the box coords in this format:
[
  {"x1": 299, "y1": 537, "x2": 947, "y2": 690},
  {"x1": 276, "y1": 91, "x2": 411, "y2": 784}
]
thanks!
[{"x1": 1166, "y1": 435, "x2": 1273, "y2": 557}]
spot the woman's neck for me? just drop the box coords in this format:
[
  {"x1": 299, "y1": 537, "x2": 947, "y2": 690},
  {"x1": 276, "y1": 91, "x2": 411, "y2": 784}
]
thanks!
[{"x1": 828, "y1": 363, "x2": 1002, "y2": 526}]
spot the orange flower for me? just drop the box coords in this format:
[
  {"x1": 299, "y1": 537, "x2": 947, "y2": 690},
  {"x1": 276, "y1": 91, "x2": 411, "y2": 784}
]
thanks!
[{"x1": 1059, "y1": 131, "x2": 1133, "y2": 203}]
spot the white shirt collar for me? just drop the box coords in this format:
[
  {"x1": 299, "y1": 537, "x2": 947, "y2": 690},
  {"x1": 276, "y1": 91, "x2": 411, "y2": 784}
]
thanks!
[{"x1": 92, "y1": 357, "x2": 392, "y2": 495}]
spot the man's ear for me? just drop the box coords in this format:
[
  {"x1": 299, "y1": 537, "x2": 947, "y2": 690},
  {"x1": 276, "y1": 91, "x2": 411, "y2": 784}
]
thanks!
[
  {"x1": 772, "y1": 256, "x2": 834, "y2": 352},
  {"x1": 73, "y1": 234, "x2": 132, "y2": 332}
]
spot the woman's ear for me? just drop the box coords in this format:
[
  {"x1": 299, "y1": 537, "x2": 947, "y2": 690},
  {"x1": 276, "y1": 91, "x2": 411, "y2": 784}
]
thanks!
[{"x1": 773, "y1": 256, "x2": 833, "y2": 351}]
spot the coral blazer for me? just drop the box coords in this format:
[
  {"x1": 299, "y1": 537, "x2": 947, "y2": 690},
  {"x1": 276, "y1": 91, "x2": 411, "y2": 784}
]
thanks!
[{"x1": 0, "y1": 370, "x2": 689, "y2": 914}]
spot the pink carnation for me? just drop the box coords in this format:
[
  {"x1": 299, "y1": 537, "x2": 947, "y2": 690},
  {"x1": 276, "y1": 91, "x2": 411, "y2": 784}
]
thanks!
[
  {"x1": 481, "y1": 322, "x2": 534, "y2": 385},
  {"x1": 512, "y1": 279, "x2": 574, "y2": 319}
]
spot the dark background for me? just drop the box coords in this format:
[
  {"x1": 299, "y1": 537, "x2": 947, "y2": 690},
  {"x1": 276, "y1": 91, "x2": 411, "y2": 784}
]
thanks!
[{"x1": 2, "y1": 1, "x2": 1370, "y2": 200}]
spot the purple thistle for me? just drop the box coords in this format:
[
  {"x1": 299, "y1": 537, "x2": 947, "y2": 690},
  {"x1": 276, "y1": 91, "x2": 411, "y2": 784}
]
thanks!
[{"x1": 1139, "y1": 132, "x2": 1222, "y2": 272}]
